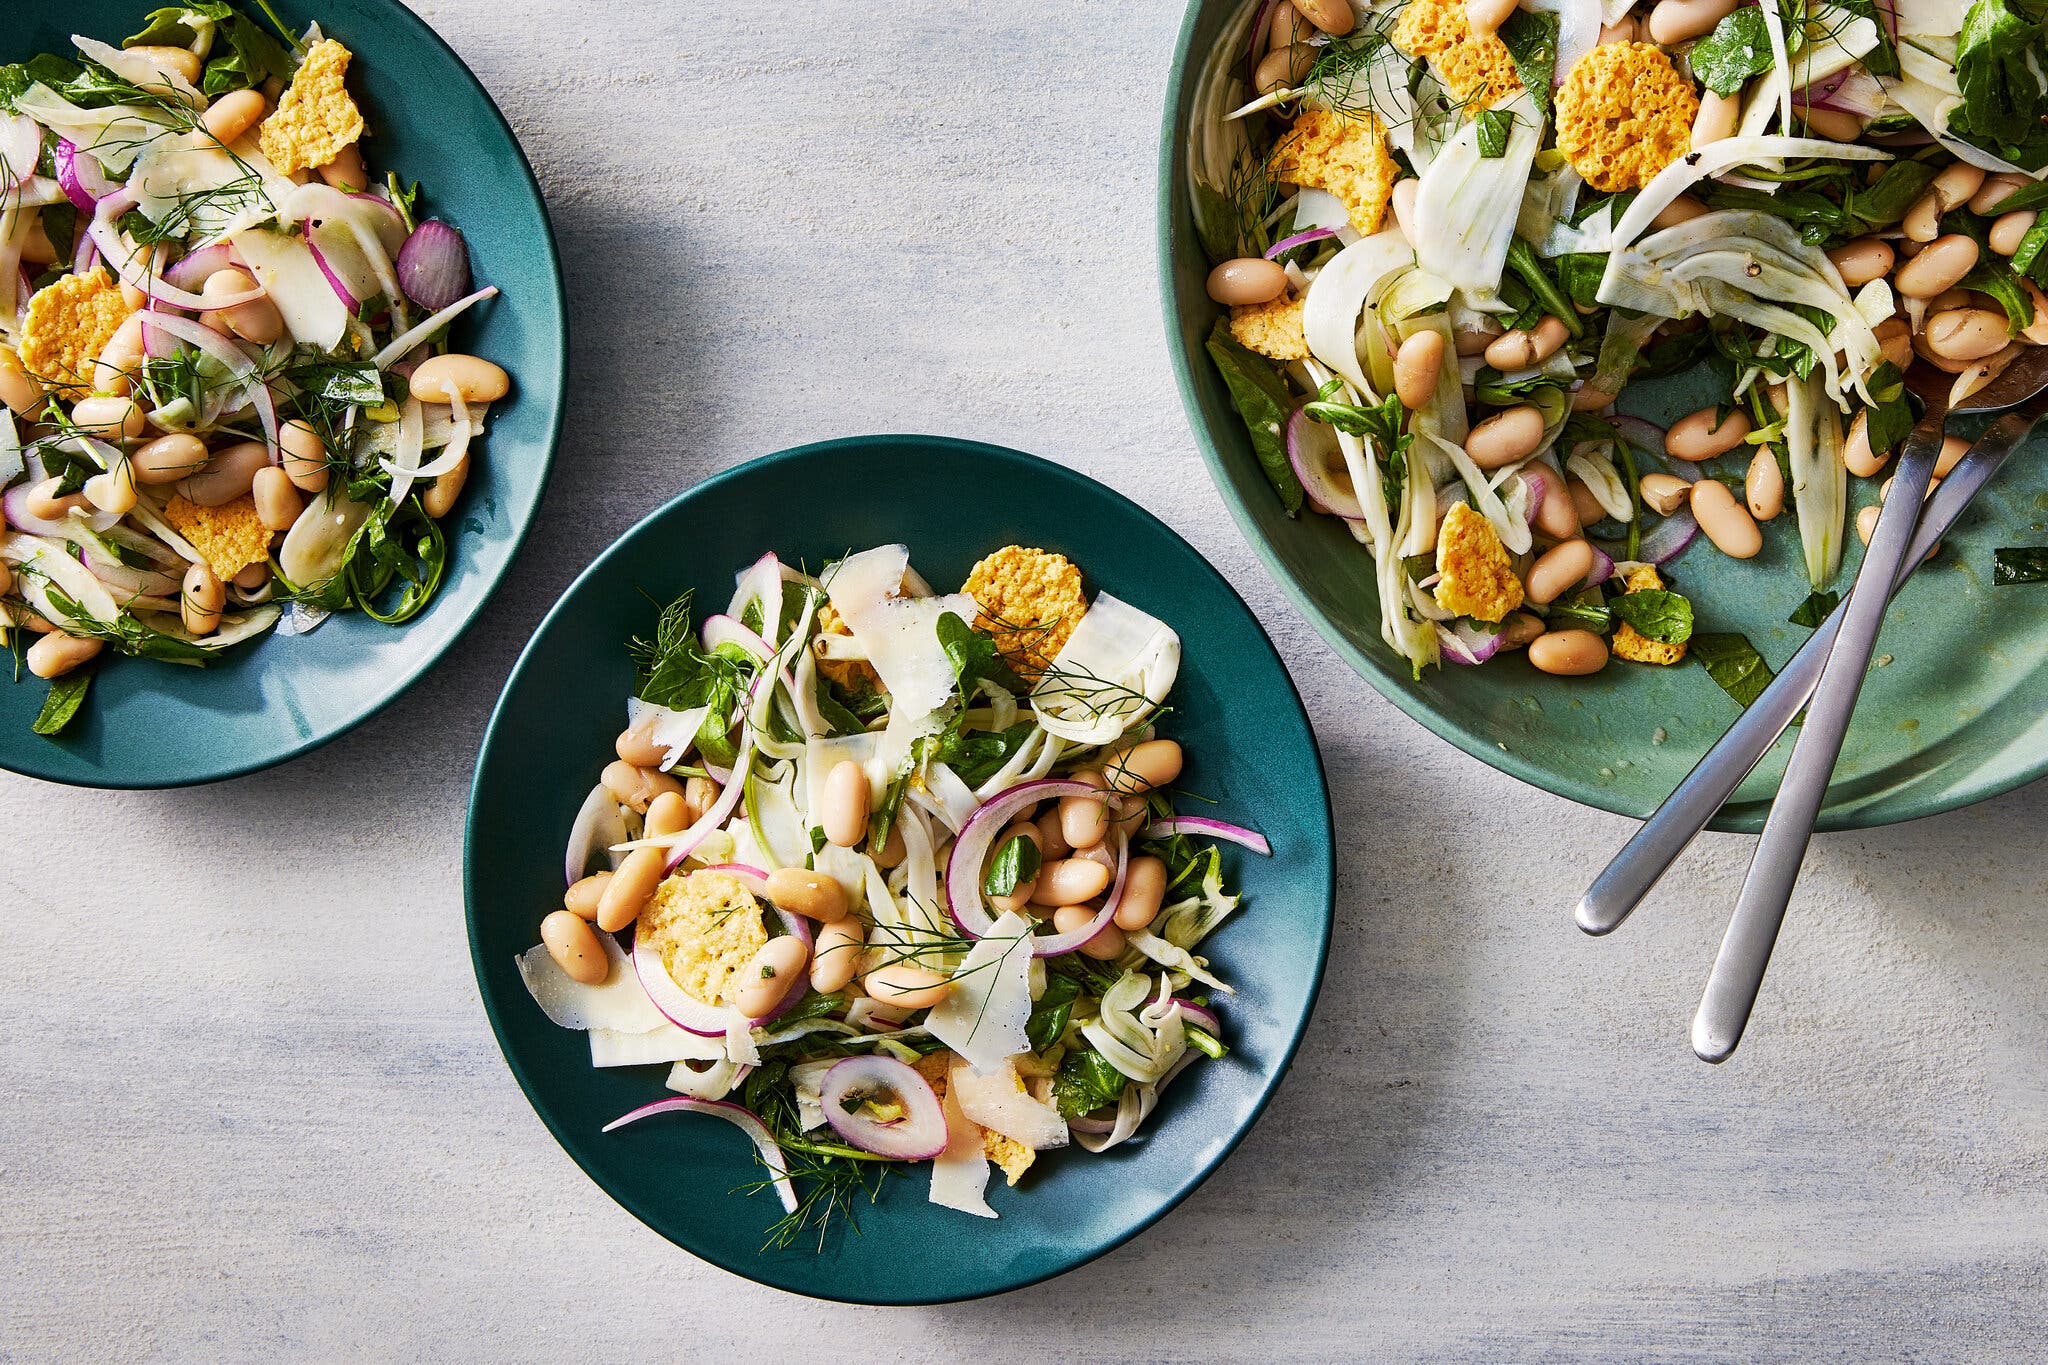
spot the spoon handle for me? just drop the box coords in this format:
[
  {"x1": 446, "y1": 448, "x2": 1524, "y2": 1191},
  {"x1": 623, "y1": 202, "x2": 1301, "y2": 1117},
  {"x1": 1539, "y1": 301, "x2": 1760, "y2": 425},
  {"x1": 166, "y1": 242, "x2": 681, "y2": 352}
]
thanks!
[{"x1": 1574, "y1": 411, "x2": 2033, "y2": 939}]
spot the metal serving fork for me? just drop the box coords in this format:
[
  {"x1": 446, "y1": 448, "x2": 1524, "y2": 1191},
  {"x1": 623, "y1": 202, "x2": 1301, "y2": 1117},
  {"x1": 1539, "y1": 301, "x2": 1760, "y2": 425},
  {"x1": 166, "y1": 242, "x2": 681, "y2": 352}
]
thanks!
[{"x1": 1574, "y1": 350, "x2": 2048, "y2": 1053}]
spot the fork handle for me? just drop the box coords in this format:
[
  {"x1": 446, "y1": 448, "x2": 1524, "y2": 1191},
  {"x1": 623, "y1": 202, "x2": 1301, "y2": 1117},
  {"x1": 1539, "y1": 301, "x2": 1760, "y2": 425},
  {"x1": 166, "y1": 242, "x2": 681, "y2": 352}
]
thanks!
[
  {"x1": 1573, "y1": 411, "x2": 2033, "y2": 937},
  {"x1": 1688, "y1": 424, "x2": 1943, "y2": 1062}
]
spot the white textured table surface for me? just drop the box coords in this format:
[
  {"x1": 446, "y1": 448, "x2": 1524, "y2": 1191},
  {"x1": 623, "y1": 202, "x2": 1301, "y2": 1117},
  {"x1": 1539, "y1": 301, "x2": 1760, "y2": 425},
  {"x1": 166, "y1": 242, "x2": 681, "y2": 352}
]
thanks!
[{"x1": 6, "y1": 3, "x2": 2048, "y2": 1360}]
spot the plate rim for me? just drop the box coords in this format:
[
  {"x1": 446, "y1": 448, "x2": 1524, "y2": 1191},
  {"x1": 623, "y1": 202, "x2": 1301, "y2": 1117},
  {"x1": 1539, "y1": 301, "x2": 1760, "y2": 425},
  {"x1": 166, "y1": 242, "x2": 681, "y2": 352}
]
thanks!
[
  {"x1": 463, "y1": 433, "x2": 1336, "y2": 1304},
  {"x1": 0, "y1": 0, "x2": 568, "y2": 792},
  {"x1": 1152, "y1": 0, "x2": 2044, "y2": 835}
]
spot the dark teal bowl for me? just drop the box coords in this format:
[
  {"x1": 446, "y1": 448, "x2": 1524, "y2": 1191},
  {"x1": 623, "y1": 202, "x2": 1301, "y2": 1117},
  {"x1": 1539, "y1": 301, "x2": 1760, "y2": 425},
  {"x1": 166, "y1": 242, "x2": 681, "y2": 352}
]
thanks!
[
  {"x1": 1160, "y1": 2, "x2": 2048, "y2": 831},
  {"x1": 0, "y1": 0, "x2": 564, "y2": 788},
  {"x1": 465, "y1": 436, "x2": 1333, "y2": 1304}
]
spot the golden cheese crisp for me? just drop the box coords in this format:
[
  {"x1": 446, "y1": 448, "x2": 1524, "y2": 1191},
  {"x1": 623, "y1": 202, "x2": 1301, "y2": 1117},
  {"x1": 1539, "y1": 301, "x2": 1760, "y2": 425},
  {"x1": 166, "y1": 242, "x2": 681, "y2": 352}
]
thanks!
[
  {"x1": 1392, "y1": 0, "x2": 1523, "y2": 110},
  {"x1": 1555, "y1": 43, "x2": 1698, "y2": 192},
  {"x1": 1433, "y1": 502, "x2": 1525, "y2": 623},
  {"x1": 18, "y1": 270, "x2": 132, "y2": 397},
  {"x1": 1611, "y1": 563, "x2": 1688, "y2": 665},
  {"x1": 962, "y1": 545, "x2": 1088, "y2": 678},
  {"x1": 1268, "y1": 109, "x2": 1398, "y2": 234},
  {"x1": 1230, "y1": 291, "x2": 1310, "y2": 362},
  {"x1": 258, "y1": 39, "x2": 366, "y2": 174},
  {"x1": 162, "y1": 494, "x2": 271, "y2": 581},
  {"x1": 636, "y1": 869, "x2": 769, "y2": 1008}
]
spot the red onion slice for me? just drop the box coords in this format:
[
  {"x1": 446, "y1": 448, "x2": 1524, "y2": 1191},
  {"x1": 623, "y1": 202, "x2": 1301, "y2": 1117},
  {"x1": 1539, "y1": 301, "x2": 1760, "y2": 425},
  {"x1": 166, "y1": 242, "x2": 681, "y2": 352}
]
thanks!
[
  {"x1": 700, "y1": 614, "x2": 773, "y2": 659},
  {"x1": 631, "y1": 935, "x2": 735, "y2": 1037},
  {"x1": 87, "y1": 192, "x2": 264, "y2": 310},
  {"x1": 1436, "y1": 620, "x2": 1505, "y2": 666},
  {"x1": 305, "y1": 236, "x2": 365, "y2": 309},
  {"x1": 944, "y1": 778, "x2": 1094, "y2": 937},
  {"x1": 1174, "y1": 999, "x2": 1222, "y2": 1036},
  {"x1": 1609, "y1": 416, "x2": 1670, "y2": 466},
  {"x1": 1584, "y1": 544, "x2": 1617, "y2": 588},
  {"x1": 1141, "y1": 816, "x2": 1273, "y2": 856},
  {"x1": 819, "y1": 1055, "x2": 947, "y2": 1160},
  {"x1": 1287, "y1": 409, "x2": 1365, "y2": 520},
  {"x1": 54, "y1": 139, "x2": 117, "y2": 211},
  {"x1": 1265, "y1": 226, "x2": 1338, "y2": 259},
  {"x1": 164, "y1": 242, "x2": 238, "y2": 293},
  {"x1": 1245, "y1": 0, "x2": 1283, "y2": 87},
  {"x1": 704, "y1": 862, "x2": 771, "y2": 898},
  {"x1": 601, "y1": 1097, "x2": 797, "y2": 1213},
  {"x1": 395, "y1": 219, "x2": 471, "y2": 311}
]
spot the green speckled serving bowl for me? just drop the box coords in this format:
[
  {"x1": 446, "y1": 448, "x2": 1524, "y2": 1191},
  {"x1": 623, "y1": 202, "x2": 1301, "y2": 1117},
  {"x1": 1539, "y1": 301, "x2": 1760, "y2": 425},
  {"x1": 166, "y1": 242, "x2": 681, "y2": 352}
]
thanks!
[
  {"x1": 0, "y1": 0, "x2": 564, "y2": 788},
  {"x1": 1159, "y1": 1, "x2": 2048, "y2": 831},
  {"x1": 466, "y1": 437, "x2": 1333, "y2": 1303}
]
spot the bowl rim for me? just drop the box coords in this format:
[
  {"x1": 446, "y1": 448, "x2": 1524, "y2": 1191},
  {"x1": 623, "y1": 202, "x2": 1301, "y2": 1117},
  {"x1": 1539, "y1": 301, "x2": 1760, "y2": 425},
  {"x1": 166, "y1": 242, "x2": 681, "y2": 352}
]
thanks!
[
  {"x1": 0, "y1": 0, "x2": 568, "y2": 791},
  {"x1": 463, "y1": 433, "x2": 1336, "y2": 1304},
  {"x1": 1153, "y1": 0, "x2": 2043, "y2": 835}
]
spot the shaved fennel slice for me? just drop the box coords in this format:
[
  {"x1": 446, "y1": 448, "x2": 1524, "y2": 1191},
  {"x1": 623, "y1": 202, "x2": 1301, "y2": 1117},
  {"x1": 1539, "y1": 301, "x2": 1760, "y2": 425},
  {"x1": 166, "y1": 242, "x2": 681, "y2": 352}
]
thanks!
[
  {"x1": 590, "y1": 1023, "x2": 728, "y2": 1068},
  {"x1": 930, "y1": 1084, "x2": 998, "y2": 1217},
  {"x1": 664, "y1": 1059, "x2": 745, "y2": 1101},
  {"x1": 1566, "y1": 445, "x2": 1632, "y2": 523},
  {"x1": 1757, "y1": 0, "x2": 1796, "y2": 134},
  {"x1": 1527, "y1": 0, "x2": 1600, "y2": 88},
  {"x1": 72, "y1": 35, "x2": 201, "y2": 103},
  {"x1": 231, "y1": 228, "x2": 348, "y2": 349},
  {"x1": 1426, "y1": 433, "x2": 1531, "y2": 555},
  {"x1": 1, "y1": 532, "x2": 119, "y2": 623},
  {"x1": 1609, "y1": 139, "x2": 1889, "y2": 249},
  {"x1": 517, "y1": 931, "x2": 668, "y2": 1033},
  {"x1": 1029, "y1": 592, "x2": 1179, "y2": 746},
  {"x1": 12, "y1": 84, "x2": 167, "y2": 172},
  {"x1": 924, "y1": 911, "x2": 1034, "y2": 1075},
  {"x1": 1415, "y1": 89, "x2": 1542, "y2": 298},
  {"x1": 1786, "y1": 372, "x2": 1847, "y2": 590},
  {"x1": 1302, "y1": 231, "x2": 1417, "y2": 397},
  {"x1": 1075, "y1": 1052, "x2": 1201, "y2": 1154}
]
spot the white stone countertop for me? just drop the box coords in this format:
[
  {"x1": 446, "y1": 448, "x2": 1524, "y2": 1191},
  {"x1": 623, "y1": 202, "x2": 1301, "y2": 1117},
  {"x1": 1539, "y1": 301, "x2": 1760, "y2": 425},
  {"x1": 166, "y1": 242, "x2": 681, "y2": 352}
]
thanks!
[{"x1": 4, "y1": 2, "x2": 2045, "y2": 1360}]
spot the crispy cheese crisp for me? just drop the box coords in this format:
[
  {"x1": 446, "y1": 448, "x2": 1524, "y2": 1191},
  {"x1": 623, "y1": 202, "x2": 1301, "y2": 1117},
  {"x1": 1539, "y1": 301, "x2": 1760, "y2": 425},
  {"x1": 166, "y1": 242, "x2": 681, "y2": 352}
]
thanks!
[
  {"x1": 915, "y1": 1051, "x2": 1037, "y2": 1185},
  {"x1": 962, "y1": 545, "x2": 1088, "y2": 679},
  {"x1": 1611, "y1": 563, "x2": 1688, "y2": 665},
  {"x1": 813, "y1": 601, "x2": 881, "y2": 695},
  {"x1": 636, "y1": 869, "x2": 769, "y2": 1008},
  {"x1": 1433, "y1": 503, "x2": 1525, "y2": 623},
  {"x1": 258, "y1": 39, "x2": 366, "y2": 174},
  {"x1": 1392, "y1": 0, "x2": 1523, "y2": 110},
  {"x1": 163, "y1": 494, "x2": 271, "y2": 581},
  {"x1": 18, "y1": 270, "x2": 133, "y2": 397},
  {"x1": 1230, "y1": 291, "x2": 1310, "y2": 362},
  {"x1": 1554, "y1": 43, "x2": 1698, "y2": 192},
  {"x1": 1268, "y1": 108, "x2": 1398, "y2": 234}
]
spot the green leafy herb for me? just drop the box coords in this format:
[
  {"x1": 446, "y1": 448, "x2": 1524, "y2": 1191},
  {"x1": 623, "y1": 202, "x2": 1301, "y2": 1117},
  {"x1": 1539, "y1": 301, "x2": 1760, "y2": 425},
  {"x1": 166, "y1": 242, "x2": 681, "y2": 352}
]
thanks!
[
  {"x1": 1952, "y1": 0, "x2": 2048, "y2": 172},
  {"x1": 982, "y1": 832, "x2": 1042, "y2": 899},
  {"x1": 1206, "y1": 320, "x2": 1304, "y2": 516},
  {"x1": 1861, "y1": 362, "x2": 1914, "y2": 459},
  {"x1": 1789, "y1": 590, "x2": 1841, "y2": 627},
  {"x1": 1026, "y1": 974, "x2": 1082, "y2": 1052},
  {"x1": 1506, "y1": 238, "x2": 1584, "y2": 338},
  {"x1": 1052, "y1": 1045, "x2": 1128, "y2": 1120},
  {"x1": 1497, "y1": 10, "x2": 1559, "y2": 116},
  {"x1": 1611, "y1": 588, "x2": 1694, "y2": 644},
  {"x1": 1834, "y1": 0, "x2": 1901, "y2": 77},
  {"x1": 1845, "y1": 159, "x2": 1941, "y2": 235},
  {"x1": 1306, "y1": 382, "x2": 1409, "y2": 504},
  {"x1": 1545, "y1": 590, "x2": 1612, "y2": 635},
  {"x1": 1475, "y1": 108, "x2": 1512, "y2": 158},
  {"x1": 1557, "y1": 252, "x2": 1607, "y2": 311},
  {"x1": 933, "y1": 719, "x2": 1036, "y2": 788},
  {"x1": 0, "y1": 54, "x2": 83, "y2": 113},
  {"x1": 1963, "y1": 256, "x2": 2036, "y2": 335},
  {"x1": 1993, "y1": 547, "x2": 2048, "y2": 584},
  {"x1": 1692, "y1": 631, "x2": 1775, "y2": 708},
  {"x1": 934, "y1": 611, "x2": 1026, "y2": 701},
  {"x1": 31, "y1": 668, "x2": 92, "y2": 736},
  {"x1": 625, "y1": 589, "x2": 756, "y2": 766},
  {"x1": 128, "y1": 2, "x2": 296, "y2": 96},
  {"x1": 343, "y1": 498, "x2": 447, "y2": 624},
  {"x1": 1689, "y1": 9, "x2": 1777, "y2": 97}
]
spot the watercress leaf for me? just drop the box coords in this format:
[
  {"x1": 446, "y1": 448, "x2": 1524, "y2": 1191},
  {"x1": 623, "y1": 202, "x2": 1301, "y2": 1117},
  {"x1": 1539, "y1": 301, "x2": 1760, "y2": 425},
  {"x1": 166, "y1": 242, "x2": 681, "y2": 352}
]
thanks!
[
  {"x1": 934, "y1": 610, "x2": 1026, "y2": 701},
  {"x1": 1476, "y1": 108, "x2": 1512, "y2": 158},
  {"x1": 1951, "y1": 0, "x2": 2048, "y2": 171},
  {"x1": 1052, "y1": 1045, "x2": 1128, "y2": 1120},
  {"x1": 31, "y1": 667, "x2": 92, "y2": 736},
  {"x1": 1208, "y1": 319, "x2": 1305, "y2": 515},
  {"x1": 1611, "y1": 588, "x2": 1694, "y2": 644},
  {"x1": 982, "y1": 832, "x2": 1043, "y2": 899},
  {"x1": 1025, "y1": 973, "x2": 1081, "y2": 1052},
  {"x1": 1993, "y1": 547, "x2": 2048, "y2": 584},
  {"x1": 1689, "y1": 8, "x2": 1777, "y2": 98},
  {"x1": 1788, "y1": 590, "x2": 1841, "y2": 627},
  {"x1": 1692, "y1": 631, "x2": 1775, "y2": 708}
]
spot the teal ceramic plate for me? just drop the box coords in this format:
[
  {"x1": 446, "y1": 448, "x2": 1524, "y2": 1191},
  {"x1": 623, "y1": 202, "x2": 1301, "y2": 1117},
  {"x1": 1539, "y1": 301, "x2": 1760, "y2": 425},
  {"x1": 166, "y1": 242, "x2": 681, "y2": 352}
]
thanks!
[
  {"x1": 1159, "y1": 2, "x2": 2048, "y2": 832},
  {"x1": 0, "y1": 0, "x2": 564, "y2": 788},
  {"x1": 466, "y1": 437, "x2": 1332, "y2": 1303}
]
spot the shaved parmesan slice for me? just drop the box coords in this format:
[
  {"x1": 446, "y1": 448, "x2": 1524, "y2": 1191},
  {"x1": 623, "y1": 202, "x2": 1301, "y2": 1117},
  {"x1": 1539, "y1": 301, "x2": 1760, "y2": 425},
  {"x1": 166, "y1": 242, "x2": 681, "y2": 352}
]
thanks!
[
  {"x1": 1030, "y1": 592, "x2": 1180, "y2": 747},
  {"x1": 590, "y1": 1023, "x2": 729, "y2": 1068},
  {"x1": 812, "y1": 842, "x2": 870, "y2": 908},
  {"x1": 627, "y1": 697, "x2": 711, "y2": 772},
  {"x1": 951, "y1": 1059, "x2": 1069, "y2": 1150},
  {"x1": 824, "y1": 544, "x2": 977, "y2": 779},
  {"x1": 724, "y1": 1019, "x2": 761, "y2": 1067},
  {"x1": 516, "y1": 931, "x2": 668, "y2": 1033},
  {"x1": 231, "y1": 228, "x2": 349, "y2": 349},
  {"x1": 1302, "y1": 230, "x2": 1416, "y2": 396},
  {"x1": 925, "y1": 911, "x2": 1035, "y2": 1074},
  {"x1": 664, "y1": 1058, "x2": 744, "y2": 1101},
  {"x1": 929, "y1": 1084, "x2": 998, "y2": 1218},
  {"x1": 128, "y1": 134, "x2": 290, "y2": 243}
]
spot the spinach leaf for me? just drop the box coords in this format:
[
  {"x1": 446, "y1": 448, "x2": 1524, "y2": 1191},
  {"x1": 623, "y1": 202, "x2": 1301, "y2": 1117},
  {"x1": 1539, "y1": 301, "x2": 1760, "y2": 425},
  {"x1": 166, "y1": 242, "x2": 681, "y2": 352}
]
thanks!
[
  {"x1": 1545, "y1": 591, "x2": 1612, "y2": 635},
  {"x1": 773, "y1": 991, "x2": 849, "y2": 1030},
  {"x1": 934, "y1": 610, "x2": 1025, "y2": 701},
  {"x1": 1789, "y1": 590, "x2": 1840, "y2": 627},
  {"x1": 32, "y1": 668, "x2": 93, "y2": 736},
  {"x1": 1026, "y1": 974, "x2": 1082, "y2": 1052},
  {"x1": 1611, "y1": 588, "x2": 1694, "y2": 644},
  {"x1": 1497, "y1": 10, "x2": 1559, "y2": 116},
  {"x1": 1206, "y1": 319, "x2": 1304, "y2": 515},
  {"x1": 0, "y1": 54, "x2": 83, "y2": 113},
  {"x1": 1557, "y1": 253, "x2": 1607, "y2": 311},
  {"x1": 1305, "y1": 382, "x2": 1411, "y2": 504},
  {"x1": 1845, "y1": 160, "x2": 1941, "y2": 234},
  {"x1": 344, "y1": 498, "x2": 447, "y2": 624},
  {"x1": 1692, "y1": 632, "x2": 1775, "y2": 708},
  {"x1": 1861, "y1": 362, "x2": 1914, "y2": 459},
  {"x1": 1689, "y1": 9, "x2": 1777, "y2": 97},
  {"x1": 1475, "y1": 108, "x2": 1512, "y2": 158},
  {"x1": 933, "y1": 719, "x2": 1036, "y2": 788},
  {"x1": 1052, "y1": 1045, "x2": 1128, "y2": 1120},
  {"x1": 1952, "y1": 0, "x2": 2048, "y2": 171},
  {"x1": 1993, "y1": 547, "x2": 2048, "y2": 584},
  {"x1": 1963, "y1": 256, "x2": 2035, "y2": 335},
  {"x1": 128, "y1": 2, "x2": 296, "y2": 97},
  {"x1": 1506, "y1": 238, "x2": 1584, "y2": 337},
  {"x1": 983, "y1": 831, "x2": 1042, "y2": 899}
]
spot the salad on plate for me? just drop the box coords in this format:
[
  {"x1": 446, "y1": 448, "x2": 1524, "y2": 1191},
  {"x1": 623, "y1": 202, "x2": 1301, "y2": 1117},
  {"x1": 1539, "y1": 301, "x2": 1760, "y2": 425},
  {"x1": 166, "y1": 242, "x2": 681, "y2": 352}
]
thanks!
[
  {"x1": 0, "y1": 4, "x2": 508, "y2": 734},
  {"x1": 1190, "y1": 0, "x2": 2048, "y2": 691},
  {"x1": 516, "y1": 542, "x2": 1271, "y2": 1248}
]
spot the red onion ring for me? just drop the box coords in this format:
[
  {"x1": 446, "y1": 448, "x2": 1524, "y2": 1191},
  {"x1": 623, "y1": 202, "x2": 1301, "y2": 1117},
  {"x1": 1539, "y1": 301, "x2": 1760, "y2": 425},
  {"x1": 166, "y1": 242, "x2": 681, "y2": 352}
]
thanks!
[
  {"x1": 1032, "y1": 829, "x2": 1128, "y2": 958},
  {"x1": 1265, "y1": 225, "x2": 1338, "y2": 259},
  {"x1": 1437, "y1": 620, "x2": 1505, "y2": 666},
  {"x1": 1287, "y1": 408, "x2": 1364, "y2": 520},
  {"x1": 601, "y1": 1097, "x2": 797, "y2": 1213},
  {"x1": 1174, "y1": 999, "x2": 1222, "y2": 1036},
  {"x1": 54, "y1": 139, "x2": 116, "y2": 212},
  {"x1": 1141, "y1": 816, "x2": 1272, "y2": 856},
  {"x1": 944, "y1": 778, "x2": 1095, "y2": 937},
  {"x1": 819, "y1": 1056, "x2": 947, "y2": 1160}
]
